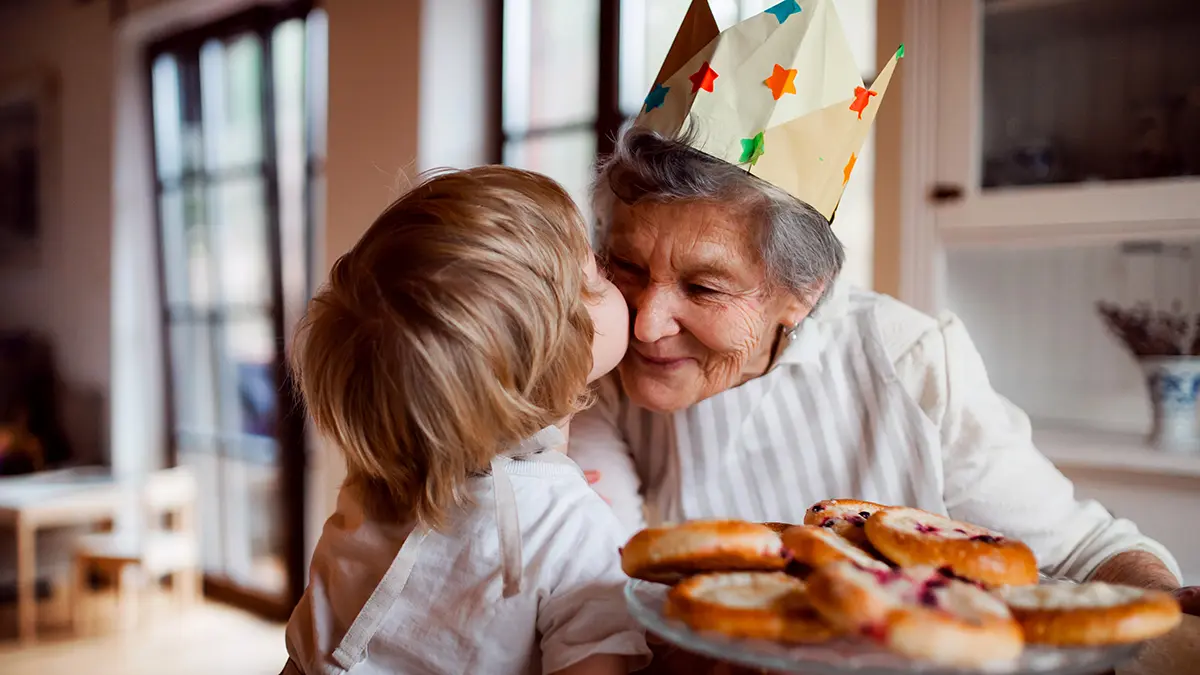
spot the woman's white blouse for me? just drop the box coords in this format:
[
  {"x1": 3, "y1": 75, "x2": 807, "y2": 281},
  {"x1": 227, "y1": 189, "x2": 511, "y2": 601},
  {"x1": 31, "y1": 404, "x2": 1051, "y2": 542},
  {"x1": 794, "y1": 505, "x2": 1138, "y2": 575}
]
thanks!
[{"x1": 570, "y1": 284, "x2": 1182, "y2": 584}]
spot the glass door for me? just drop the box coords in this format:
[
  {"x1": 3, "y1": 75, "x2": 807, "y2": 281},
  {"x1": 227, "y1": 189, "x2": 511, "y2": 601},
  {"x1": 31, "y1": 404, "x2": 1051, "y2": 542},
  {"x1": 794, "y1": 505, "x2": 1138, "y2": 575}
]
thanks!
[{"x1": 147, "y1": 3, "x2": 326, "y2": 616}]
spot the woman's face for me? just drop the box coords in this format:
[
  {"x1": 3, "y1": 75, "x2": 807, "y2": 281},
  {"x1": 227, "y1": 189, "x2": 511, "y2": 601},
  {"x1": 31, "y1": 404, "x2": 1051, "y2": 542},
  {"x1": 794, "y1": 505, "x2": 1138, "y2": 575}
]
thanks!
[
  {"x1": 605, "y1": 200, "x2": 810, "y2": 412},
  {"x1": 584, "y1": 253, "x2": 630, "y2": 384}
]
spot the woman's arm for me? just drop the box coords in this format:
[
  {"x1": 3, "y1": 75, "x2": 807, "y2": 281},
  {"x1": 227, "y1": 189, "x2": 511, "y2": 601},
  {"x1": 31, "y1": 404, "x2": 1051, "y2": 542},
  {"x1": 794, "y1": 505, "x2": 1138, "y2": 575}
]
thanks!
[
  {"x1": 569, "y1": 376, "x2": 647, "y2": 537},
  {"x1": 891, "y1": 310, "x2": 1183, "y2": 586}
]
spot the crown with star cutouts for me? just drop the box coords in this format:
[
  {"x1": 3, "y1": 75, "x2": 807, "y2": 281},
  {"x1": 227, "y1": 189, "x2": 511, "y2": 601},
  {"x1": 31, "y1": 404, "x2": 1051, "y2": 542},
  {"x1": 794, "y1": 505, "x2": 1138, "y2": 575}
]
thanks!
[{"x1": 636, "y1": 0, "x2": 902, "y2": 222}]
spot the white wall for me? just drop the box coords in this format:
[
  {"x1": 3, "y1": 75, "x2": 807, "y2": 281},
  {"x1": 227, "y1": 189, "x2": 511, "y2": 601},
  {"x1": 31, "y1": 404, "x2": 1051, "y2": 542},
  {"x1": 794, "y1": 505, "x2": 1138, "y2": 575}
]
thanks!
[{"x1": 0, "y1": 0, "x2": 114, "y2": 463}]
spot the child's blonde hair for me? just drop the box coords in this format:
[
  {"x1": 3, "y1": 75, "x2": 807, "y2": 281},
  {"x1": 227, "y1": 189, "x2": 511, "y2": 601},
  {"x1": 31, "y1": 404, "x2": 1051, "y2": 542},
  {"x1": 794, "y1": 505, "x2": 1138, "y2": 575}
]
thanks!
[{"x1": 292, "y1": 166, "x2": 596, "y2": 527}]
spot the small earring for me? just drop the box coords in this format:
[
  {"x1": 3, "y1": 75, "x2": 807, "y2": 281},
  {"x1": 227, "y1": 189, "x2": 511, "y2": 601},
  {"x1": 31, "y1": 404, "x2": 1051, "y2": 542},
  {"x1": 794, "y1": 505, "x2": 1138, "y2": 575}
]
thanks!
[{"x1": 785, "y1": 322, "x2": 801, "y2": 341}]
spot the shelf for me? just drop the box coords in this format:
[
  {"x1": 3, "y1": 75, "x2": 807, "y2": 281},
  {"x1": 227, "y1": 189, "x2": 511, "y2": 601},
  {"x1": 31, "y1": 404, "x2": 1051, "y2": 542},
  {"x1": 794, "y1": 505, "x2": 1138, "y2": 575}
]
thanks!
[
  {"x1": 1033, "y1": 425, "x2": 1200, "y2": 480},
  {"x1": 936, "y1": 178, "x2": 1200, "y2": 249}
]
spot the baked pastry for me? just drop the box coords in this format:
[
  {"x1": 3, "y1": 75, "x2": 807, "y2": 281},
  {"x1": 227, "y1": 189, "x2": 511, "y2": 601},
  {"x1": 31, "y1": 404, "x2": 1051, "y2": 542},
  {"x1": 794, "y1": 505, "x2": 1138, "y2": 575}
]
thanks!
[
  {"x1": 666, "y1": 572, "x2": 839, "y2": 643},
  {"x1": 807, "y1": 562, "x2": 1024, "y2": 668},
  {"x1": 997, "y1": 582, "x2": 1182, "y2": 646},
  {"x1": 760, "y1": 521, "x2": 794, "y2": 534},
  {"x1": 803, "y1": 499, "x2": 886, "y2": 550},
  {"x1": 864, "y1": 506, "x2": 1038, "y2": 587},
  {"x1": 621, "y1": 520, "x2": 787, "y2": 584},
  {"x1": 781, "y1": 525, "x2": 889, "y2": 571}
]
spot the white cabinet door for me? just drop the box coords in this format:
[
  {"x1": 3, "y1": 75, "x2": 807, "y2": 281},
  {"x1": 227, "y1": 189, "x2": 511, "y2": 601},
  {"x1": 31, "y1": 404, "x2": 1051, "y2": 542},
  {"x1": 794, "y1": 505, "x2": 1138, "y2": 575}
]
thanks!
[{"x1": 932, "y1": 0, "x2": 1200, "y2": 248}]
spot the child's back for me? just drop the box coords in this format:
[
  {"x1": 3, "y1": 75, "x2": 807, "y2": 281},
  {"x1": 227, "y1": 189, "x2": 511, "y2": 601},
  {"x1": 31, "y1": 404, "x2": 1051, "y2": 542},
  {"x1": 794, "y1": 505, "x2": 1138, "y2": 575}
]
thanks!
[{"x1": 283, "y1": 167, "x2": 644, "y2": 675}]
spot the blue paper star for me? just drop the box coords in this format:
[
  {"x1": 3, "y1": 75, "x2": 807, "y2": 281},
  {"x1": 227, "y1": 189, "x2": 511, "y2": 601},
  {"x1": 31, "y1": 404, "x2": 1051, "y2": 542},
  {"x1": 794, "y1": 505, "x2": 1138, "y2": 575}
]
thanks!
[
  {"x1": 643, "y1": 83, "x2": 670, "y2": 112},
  {"x1": 765, "y1": 0, "x2": 802, "y2": 23}
]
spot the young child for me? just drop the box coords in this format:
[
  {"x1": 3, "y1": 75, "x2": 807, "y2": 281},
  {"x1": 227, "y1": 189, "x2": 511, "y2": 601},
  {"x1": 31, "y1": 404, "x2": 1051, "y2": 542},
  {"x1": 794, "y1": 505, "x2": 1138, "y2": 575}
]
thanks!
[{"x1": 282, "y1": 166, "x2": 647, "y2": 674}]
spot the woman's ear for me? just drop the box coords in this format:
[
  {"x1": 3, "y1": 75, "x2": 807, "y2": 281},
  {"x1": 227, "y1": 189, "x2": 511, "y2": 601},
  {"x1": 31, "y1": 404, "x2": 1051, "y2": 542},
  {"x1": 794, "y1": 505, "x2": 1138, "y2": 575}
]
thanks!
[{"x1": 781, "y1": 282, "x2": 827, "y2": 327}]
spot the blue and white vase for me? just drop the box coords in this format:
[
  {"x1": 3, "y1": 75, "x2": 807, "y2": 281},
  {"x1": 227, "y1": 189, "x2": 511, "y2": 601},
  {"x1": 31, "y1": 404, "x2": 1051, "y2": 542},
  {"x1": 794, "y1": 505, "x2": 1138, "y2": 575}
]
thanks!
[{"x1": 1140, "y1": 357, "x2": 1200, "y2": 452}]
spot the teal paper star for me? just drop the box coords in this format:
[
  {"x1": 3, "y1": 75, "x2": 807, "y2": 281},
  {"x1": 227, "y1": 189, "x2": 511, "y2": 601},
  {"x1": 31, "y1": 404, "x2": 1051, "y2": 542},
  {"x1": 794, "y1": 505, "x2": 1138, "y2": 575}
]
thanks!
[
  {"x1": 765, "y1": 0, "x2": 802, "y2": 24},
  {"x1": 643, "y1": 83, "x2": 670, "y2": 112},
  {"x1": 739, "y1": 132, "x2": 766, "y2": 167}
]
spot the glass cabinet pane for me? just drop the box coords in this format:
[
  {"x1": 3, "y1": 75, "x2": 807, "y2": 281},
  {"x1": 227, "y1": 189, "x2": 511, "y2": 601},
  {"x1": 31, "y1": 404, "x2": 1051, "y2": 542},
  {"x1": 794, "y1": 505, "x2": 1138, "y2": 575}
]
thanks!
[{"x1": 981, "y1": 0, "x2": 1200, "y2": 189}]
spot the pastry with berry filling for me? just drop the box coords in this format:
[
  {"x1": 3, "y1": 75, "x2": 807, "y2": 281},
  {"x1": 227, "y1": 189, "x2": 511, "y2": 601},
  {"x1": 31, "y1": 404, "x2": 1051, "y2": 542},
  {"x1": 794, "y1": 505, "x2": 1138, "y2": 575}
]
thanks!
[
  {"x1": 621, "y1": 520, "x2": 788, "y2": 585},
  {"x1": 997, "y1": 582, "x2": 1182, "y2": 646},
  {"x1": 781, "y1": 525, "x2": 890, "y2": 572},
  {"x1": 803, "y1": 499, "x2": 886, "y2": 550},
  {"x1": 666, "y1": 572, "x2": 839, "y2": 643},
  {"x1": 864, "y1": 506, "x2": 1038, "y2": 587},
  {"x1": 806, "y1": 562, "x2": 1024, "y2": 668}
]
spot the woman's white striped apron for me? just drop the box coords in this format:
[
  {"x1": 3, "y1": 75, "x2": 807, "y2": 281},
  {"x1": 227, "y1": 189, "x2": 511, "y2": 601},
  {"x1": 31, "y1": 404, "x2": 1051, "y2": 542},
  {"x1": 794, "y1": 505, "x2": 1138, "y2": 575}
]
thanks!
[{"x1": 618, "y1": 308, "x2": 947, "y2": 526}]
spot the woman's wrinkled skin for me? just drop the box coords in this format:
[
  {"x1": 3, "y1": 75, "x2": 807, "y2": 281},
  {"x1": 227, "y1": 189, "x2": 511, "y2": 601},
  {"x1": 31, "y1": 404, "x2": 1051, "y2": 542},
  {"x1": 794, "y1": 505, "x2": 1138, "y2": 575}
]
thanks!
[{"x1": 604, "y1": 200, "x2": 817, "y2": 413}]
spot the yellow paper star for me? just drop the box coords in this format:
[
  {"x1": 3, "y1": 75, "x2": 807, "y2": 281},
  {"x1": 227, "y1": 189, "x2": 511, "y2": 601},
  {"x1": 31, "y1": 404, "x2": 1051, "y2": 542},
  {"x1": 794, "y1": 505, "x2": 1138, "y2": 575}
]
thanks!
[
  {"x1": 843, "y1": 153, "x2": 857, "y2": 185},
  {"x1": 763, "y1": 64, "x2": 798, "y2": 101}
]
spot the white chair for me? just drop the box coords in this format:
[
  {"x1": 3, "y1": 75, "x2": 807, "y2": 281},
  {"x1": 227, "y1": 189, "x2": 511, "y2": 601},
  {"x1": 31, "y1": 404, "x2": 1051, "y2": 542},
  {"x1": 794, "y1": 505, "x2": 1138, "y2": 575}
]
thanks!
[{"x1": 71, "y1": 466, "x2": 200, "y2": 634}]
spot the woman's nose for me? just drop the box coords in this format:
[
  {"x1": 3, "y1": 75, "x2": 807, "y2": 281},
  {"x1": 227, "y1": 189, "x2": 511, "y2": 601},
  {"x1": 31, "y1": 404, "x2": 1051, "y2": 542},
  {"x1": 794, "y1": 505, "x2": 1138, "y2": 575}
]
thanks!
[{"x1": 632, "y1": 285, "x2": 681, "y2": 343}]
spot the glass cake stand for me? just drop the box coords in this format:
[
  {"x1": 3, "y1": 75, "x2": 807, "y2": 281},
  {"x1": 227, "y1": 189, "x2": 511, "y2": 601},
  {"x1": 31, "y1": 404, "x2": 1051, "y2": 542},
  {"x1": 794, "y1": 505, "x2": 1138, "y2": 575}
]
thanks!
[{"x1": 625, "y1": 578, "x2": 1142, "y2": 675}]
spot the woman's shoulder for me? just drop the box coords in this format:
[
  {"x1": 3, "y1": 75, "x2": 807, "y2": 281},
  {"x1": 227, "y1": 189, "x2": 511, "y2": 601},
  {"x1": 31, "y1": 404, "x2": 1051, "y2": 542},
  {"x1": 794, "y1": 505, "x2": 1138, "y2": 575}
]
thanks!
[{"x1": 835, "y1": 286, "x2": 949, "y2": 366}]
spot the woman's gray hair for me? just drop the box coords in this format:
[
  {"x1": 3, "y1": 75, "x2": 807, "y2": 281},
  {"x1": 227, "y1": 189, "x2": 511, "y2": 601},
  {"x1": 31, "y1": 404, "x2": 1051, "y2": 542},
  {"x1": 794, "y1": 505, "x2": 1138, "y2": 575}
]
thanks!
[{"x1": 591, "y1": 124, "x2": 844, "y2": 304}]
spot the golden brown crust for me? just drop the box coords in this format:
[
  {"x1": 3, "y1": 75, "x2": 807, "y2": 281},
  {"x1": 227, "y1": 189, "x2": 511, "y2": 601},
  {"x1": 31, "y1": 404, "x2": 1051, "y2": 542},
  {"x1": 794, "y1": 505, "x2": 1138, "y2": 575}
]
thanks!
[
  {"x1": 760, "y1": 521, "x2": 794, "y2": 534},
  {"x1": 666, "y1": 572, "x2": 840, "y2": 643},
  {"x1": 803, "y1": 499, "x2": 887, "y2": 551},
  {"x1": 999, "y1": 584, "x2": 1183, "y2": 646},
  {"x1": 781, "y1": 525, "x2": 889, "y2": 570},
  {"x1": 621, "y1": 520, "x2": 787, "y2": 584},
  {"x1": 864, "y1": 506, "x2": 1038, "y2": 587}
]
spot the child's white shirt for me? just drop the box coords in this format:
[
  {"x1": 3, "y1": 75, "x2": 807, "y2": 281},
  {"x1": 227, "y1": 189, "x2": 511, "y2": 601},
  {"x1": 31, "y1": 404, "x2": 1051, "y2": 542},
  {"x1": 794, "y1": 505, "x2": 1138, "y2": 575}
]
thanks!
[{"x1": 284, "y1": 427, "x2": 650, "y2": 674}]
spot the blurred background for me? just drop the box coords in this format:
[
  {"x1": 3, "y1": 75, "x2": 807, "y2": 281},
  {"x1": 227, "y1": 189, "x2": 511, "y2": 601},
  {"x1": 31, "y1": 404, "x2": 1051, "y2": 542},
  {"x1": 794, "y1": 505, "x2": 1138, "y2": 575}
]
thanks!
[{"x1": 0, "y1": 0, "x2": 1196, "y2": 673}]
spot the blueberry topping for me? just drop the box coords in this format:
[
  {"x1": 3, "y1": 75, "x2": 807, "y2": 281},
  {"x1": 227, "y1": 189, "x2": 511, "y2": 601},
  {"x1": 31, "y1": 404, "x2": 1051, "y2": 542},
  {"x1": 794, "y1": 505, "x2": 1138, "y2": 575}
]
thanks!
[
  {"x1": 954, "y1": 528, "x2": 968, "y2": 535},
  {"x1": 859, "y1": 511, "x2": 871, "y2": 518},
  {"x1": 915, "y1": 523, "x2": 940, "y2": 534},
  {"x1": 822, "y1": 520, "x2": 836, "y2": 527},
  {"x1": 811, "y1": 504, "x2": 824, "y2": 513},
  {"x1": 918, "y1": 589, "x2": 939, "y2": 607},
  {"x1": 970, "y1": 535, "x2": 1000, "y2": 544}
]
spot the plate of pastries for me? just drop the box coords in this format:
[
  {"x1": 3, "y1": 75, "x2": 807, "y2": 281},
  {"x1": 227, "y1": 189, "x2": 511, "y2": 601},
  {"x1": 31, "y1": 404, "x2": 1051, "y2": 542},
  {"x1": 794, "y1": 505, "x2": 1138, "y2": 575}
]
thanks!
[{"x1": 621, "y1": 499, "x2": 1183, "y2": 674}]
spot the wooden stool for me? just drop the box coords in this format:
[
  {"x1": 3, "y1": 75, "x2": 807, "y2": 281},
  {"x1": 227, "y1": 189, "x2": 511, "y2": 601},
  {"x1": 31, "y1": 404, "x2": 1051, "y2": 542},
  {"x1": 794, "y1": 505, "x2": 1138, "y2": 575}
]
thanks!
[{"x1": 72, "y1": 467, "x2": 200, "y2": 634}]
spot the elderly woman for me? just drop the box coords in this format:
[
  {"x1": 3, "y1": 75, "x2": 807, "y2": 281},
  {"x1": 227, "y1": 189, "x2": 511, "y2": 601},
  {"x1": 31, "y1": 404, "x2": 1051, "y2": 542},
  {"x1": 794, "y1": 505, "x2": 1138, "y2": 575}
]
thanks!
[{"x1": 570, "y1": 126, "x2": 1198, "y2": 608}]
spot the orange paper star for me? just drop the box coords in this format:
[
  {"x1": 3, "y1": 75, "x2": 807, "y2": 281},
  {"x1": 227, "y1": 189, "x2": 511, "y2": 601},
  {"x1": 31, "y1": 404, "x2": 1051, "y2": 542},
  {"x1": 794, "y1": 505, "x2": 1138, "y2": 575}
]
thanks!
[
  {"x1": 764, "y1": 64, "x2": 798, "y2": 100},
  {"x1": 843, "y1": 153, "x2": 858, "y2": 185},
  {"x1": 689, "y1": 61, "x2": 719, "y2": 93},
  {"x1": 849, "y1": 86, "x2": 877, "y2": 120}
]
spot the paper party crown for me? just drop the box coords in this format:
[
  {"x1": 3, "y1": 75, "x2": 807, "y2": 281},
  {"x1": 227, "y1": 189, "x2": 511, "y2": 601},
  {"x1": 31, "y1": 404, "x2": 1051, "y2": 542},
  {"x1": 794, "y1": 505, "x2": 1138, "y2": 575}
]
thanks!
[{"x1": 636, "y1": 0, "x2": 902, "y2": 221}]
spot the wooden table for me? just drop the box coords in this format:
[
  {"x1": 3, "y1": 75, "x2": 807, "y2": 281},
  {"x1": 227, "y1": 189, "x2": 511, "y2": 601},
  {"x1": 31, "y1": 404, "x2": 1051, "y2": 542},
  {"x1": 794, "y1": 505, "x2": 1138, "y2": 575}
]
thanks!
[{"x1": 0, "y1": 467, "x2": 125, "y2": 644}]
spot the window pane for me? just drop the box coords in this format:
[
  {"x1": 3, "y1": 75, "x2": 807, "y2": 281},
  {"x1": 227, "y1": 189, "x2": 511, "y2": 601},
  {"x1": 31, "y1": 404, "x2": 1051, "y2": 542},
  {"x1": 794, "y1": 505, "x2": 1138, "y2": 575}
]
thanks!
[
  {"x1": 151, "y1": 55, "x2": 184, "y2": 180},
  {"x1": 170, "y1": 321, "x2": 218, "y2": 434},
  {"x1": 200, "y1": 33, "x2": 264, "y2": 172},
  {"x1": 217, "y1": 315, "x2": 278, "y2": 439},
  {"x1": 220, "y1": 438, "x2": 284, "y2": 594},
  {"x1": 178, "y1": 441, "x2": 222, "y2": 572},
  {"x1": 306, "y1": 8, "x2": 329, "y2": 161},
  {"x1": 211, "y1": 175, "x2": 271, "y2": 306},
  {"x1": 503, "y1": 131, "x2": 597, "y2": 212},
  {"x1": 160, "y1": 185, "x2": 217, "y2": 308},
  {"x1": 273, "y1": 18, "x2": 308, "y2": 336},
  {"x1": 503, "y1": 0, "x2": 600, "y2": 133}
]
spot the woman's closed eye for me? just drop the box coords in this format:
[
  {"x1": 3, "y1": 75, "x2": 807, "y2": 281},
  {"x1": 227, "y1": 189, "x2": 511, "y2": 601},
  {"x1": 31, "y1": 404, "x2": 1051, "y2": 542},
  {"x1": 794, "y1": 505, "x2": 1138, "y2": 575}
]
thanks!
[{"x1": 686, "y1": 283, "x2": 721, "y2": 296}]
